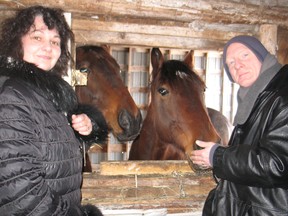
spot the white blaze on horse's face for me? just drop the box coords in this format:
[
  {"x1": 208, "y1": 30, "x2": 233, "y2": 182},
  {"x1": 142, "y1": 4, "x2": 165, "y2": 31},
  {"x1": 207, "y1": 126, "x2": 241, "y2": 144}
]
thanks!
[{"x1": 176, "y1": 70, "x2": 187, "y2": 79}]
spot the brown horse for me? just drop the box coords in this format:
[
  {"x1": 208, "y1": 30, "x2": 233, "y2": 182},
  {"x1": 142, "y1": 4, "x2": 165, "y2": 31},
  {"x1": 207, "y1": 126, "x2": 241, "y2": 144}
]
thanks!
[
  {"x1": 75, "y1": 45, "x2": 142, "y2": 170},
  {"x1": 129, "y1": 48, "x2": 231, "y2": 168}
]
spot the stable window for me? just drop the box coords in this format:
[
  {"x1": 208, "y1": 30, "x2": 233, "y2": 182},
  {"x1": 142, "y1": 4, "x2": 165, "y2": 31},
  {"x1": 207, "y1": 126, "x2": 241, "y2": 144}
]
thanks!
[{"x1": 86, "y1": 46, "x2": 237, "y2": 167}]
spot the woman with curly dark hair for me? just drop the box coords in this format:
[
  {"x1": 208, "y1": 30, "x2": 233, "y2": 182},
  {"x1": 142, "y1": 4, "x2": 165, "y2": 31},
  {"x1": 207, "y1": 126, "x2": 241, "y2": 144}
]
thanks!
[{"x1": 0, "y1": 5, "x2": 107, "y2": 216}]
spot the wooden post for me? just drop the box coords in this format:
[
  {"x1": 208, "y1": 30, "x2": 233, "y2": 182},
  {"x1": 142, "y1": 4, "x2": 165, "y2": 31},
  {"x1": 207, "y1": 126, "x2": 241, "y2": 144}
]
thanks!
[
  {"x1": 259, "y1": 24, "x2": 278, "y2": 55},
  {"x1": 63, "y1": 12, "x2": 73, "y2": 85},
  {"x1": 277, "y1": 28, "x2": 288, "y2": 64}
]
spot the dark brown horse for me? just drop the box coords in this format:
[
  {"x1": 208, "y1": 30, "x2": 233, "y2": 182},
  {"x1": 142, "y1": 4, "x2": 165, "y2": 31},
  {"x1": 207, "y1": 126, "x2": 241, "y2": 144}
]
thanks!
[
  {"x1": 129, "y1": 48, "x2": 231, "y2": 166},
  {"x1": 75, "y1": 45, "x2": 142, "y2": 170}
]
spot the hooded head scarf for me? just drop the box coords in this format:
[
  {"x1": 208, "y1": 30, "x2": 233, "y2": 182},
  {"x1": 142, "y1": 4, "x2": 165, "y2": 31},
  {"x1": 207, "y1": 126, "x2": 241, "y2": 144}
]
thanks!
[{"x1": 223, "y1": 35, "x2": 269, "y2": 82}]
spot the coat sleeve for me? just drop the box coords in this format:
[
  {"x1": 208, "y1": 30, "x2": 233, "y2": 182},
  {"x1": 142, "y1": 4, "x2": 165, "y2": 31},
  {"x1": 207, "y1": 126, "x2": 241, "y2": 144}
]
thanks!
[
  {"x1": 0, "y1": 83, "x2": 80, "y2": 216},
  {"x1": 213, "y1": 96, "x2": 288, "y2": 188},
  {"x1": 70, "y1": 104, "x2": 108, "y2": 147}
]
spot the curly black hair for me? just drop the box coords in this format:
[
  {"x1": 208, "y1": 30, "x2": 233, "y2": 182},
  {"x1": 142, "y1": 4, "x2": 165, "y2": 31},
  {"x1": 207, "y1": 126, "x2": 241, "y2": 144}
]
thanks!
[{"x1": 0, "y1": 5, "x2": 74, "y2": 76}]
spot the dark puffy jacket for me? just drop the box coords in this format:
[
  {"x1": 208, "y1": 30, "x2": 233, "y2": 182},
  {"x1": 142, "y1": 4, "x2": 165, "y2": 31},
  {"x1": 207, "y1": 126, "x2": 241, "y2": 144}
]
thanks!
[
  {"x1": 0, "y1": 57, "x2": 107, "y2": 216},
  {"x1": 204, "y1": 65, "x2": 288, "y2": 216}
]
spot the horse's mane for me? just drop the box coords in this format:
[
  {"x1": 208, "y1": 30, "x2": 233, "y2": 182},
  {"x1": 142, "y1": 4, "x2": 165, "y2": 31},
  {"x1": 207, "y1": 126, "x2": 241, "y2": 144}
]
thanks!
[
  {"x1": 80, "y1": 46, "x2": 119, "y2": 70},
  {"x1": 157, "y1": 60, "x2": 206, "y2": 90}
]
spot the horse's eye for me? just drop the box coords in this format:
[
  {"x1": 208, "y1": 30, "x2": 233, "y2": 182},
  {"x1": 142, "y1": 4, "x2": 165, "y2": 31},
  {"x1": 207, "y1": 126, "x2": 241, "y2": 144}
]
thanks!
[
  {"x1": 158, "y1": 87, "x2": 169, "y2": 96},
  {"x1": 79, "y1": 67, "x2": 90, "y2": 73}
]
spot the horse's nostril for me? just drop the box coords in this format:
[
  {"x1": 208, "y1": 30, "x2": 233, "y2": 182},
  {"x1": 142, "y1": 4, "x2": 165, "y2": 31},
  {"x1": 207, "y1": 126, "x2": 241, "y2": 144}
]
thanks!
[
  {"x1": 118, "y1": 110, "x2": 142, "y2": 141},
  {"x1": 137, "y1": 111, "x2": 142, "y2": 128},
  {"x1": 119, "y1": 110, "x2": 131, "y2": 130}
]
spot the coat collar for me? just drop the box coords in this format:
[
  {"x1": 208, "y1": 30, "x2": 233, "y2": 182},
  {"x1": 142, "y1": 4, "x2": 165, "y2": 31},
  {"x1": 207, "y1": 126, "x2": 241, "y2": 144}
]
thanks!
[{"x1": 0, "y1": 56, "x2": 77, "y2": 112}]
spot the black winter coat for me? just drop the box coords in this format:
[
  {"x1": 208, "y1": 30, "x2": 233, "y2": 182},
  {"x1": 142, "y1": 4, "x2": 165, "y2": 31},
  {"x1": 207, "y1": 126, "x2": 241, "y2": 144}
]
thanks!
[
  {"x1": 204, "y1": 65, "x2": 288, "y2": 216},
  {"x1": 0, "y1": 57, "x2": 107, "y2": 216}
]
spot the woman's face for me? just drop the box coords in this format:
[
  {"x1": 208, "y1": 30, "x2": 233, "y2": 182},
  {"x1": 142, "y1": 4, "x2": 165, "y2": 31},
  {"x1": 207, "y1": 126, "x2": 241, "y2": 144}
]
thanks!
[
  {"x1": 21, "y1": 15, "x2": 61, "y2": 71},
  {"x1": 226, "y1": 43, "x2": 262, "y2": 87}
]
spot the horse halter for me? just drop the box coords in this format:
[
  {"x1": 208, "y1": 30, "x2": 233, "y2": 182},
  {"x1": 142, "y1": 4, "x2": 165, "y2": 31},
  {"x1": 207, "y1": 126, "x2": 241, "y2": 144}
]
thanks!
[{"x1": 72, "y1": 68, "x2": 89, "y2": 86}]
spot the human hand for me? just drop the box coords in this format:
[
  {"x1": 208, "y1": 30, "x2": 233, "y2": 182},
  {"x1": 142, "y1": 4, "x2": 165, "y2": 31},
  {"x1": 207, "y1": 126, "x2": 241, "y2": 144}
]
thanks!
[
  {"x1": 190, "y1": 140, "x2": 216, "y2": 168},
  {"x1": 71, "y1": 114, "x2": 93, "y2": 136}
]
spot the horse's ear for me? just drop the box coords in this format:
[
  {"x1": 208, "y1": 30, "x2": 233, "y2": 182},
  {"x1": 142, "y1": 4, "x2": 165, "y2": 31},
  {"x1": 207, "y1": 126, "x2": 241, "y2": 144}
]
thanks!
[
  {"x1": 101, "y1": 44, "x2": 111, "y2": 53},
  {"x1": 151, "y1": 48, "x2": 164, "y2": 79},
  {"x1": 183, "y1": 50, "x2": 194, "y2": 70}
]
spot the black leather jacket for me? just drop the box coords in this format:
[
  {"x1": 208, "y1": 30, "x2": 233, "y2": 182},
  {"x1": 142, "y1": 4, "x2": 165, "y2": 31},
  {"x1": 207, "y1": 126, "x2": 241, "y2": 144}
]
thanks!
[{"x1": 205, "y1": 65, "x2": 288, "y2": 216}]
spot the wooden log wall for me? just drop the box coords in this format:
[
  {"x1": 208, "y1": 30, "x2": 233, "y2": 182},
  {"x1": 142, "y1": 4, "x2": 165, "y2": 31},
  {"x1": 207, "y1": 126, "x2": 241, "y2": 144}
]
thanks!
[
  {"x1": 1, "y1": 0, "x2": 288, "y2": 52},
  {"x1": 82, "y1": 161, "x2": 216, "y2": 214}
]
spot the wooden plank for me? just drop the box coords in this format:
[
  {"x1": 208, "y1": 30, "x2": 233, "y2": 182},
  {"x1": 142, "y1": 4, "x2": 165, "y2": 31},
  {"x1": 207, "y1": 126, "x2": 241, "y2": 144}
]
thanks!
[
  {"x1": 74, "y1": 30, "x2": 226, "y2": 50},
  {"x1": 82, "y1": 197, "x2": 207, "y2": 214},
  {"x1": 1, "y1": 0, "x2": 287, "y2": 28},
  {"x1": 72, "y1": 19, "x2": 255, "y2": 41},
  {"x1": 88, "y1": 143, "x2": 127, "y2": 153},
  {"x1": 81, "y1": 171, "x2": 216, "y2": 214},
  {"x1": 99, "y1": 160, "x2": 201, "y2": 175},
  {"x1": 100, "y1": 208, "x2": 168, "y2": 216},
  {"x1": 82, "y1": 172, "x2": 214, "y2": 188}
]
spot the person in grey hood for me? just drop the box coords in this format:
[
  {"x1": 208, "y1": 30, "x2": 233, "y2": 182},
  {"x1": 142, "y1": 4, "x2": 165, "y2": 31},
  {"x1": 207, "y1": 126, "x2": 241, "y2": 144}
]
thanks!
[
  {"x1": 0, "y1": 5, "x2": 108, "y2": 216},
  {"x1": 191, "y1": 35, "x2": 288, "y2": 215}
]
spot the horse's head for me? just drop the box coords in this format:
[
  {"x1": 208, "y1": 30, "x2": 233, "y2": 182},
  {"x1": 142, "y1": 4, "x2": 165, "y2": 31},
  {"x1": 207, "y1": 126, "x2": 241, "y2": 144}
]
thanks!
[
  {"x1": 75, "y1": 45, "x2": 142, "y2": 142},
  {"x1": 149, "y1": 48, "x2": 221, "y2": 155}
]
